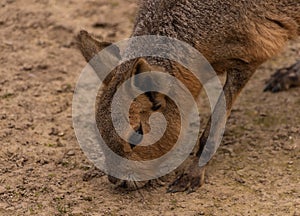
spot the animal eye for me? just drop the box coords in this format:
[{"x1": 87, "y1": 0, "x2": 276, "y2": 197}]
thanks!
[
  {"x1": 145, "y1": 91, "x2": 163, "y2": 111},
  {"x1": 152, "y1": 103, "x2": 162, "y2": 111}
]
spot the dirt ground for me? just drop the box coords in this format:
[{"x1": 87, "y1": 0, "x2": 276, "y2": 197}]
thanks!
[{"x1": 0, "y1": 0, "x2": 299, "y2": 215}]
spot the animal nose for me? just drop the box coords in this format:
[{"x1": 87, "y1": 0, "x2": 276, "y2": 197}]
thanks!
[{"x1": 128, "y1": 125, "x2": 143, "y2": 149}]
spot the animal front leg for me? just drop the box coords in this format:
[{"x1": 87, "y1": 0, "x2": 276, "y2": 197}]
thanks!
[
  {"x1": 168, "y1": 66, "x2": 255, "y2": 193},
  {"x1": 167, "y1": 155, "x2": 206, "y2": 194},
  {"x1": 264, "y1": 60, "x2": 300, "y2": 93}
]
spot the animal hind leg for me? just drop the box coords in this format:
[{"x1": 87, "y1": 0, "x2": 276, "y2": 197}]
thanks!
[{"x1": 264, "y1": 60, "x2": 300, "y2": 93}]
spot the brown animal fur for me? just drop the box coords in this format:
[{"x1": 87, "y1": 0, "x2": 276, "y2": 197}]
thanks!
[{"x1": 77, "y1": 0, "x2": 300, "y2": 192}]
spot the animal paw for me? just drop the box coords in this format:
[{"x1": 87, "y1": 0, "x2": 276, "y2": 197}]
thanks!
[
  {"x1": 264, "y1": 61, "x2": 300, "y2": 93},
  {"x1": 167, "y1": 157, "x2": 206, "y2": 194}
]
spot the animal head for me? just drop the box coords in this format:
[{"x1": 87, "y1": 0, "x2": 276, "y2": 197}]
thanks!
[{"x1": 77, "y1": 30, "x2": 201, "y2": 189}]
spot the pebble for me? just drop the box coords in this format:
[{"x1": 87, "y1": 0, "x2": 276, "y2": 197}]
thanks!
[
  {"x1": 93, "y1": 22, "x2": 109, "y2": 28},
  {"x1": 37, "y1": 64, "x2": 49, "y2": 70},
  {"x1": 22, "y1": 65, "x2": 33, "y2": 71},
  {"x1": 235, "y1": 177, "x2": 246, "y2": 184},
  {"x1": 66, "y1": 150, "x2": 75, "y2": 157}
]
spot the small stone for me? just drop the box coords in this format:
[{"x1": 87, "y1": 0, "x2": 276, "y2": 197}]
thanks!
[
  {"x1": 7, "y1": 123, "x2": 15, "y2": 129},
  {"x1": 0, "y1": 114, "x2": 7, "y2": 120},
  {"x1": 37, "y1": 64, "x2": 48, "y2": 70},
  {"x1": 37, "y1": 159, "x2": 49, "y2": 165},
  {"x1": 3, "y1": 41, "x2": 13, "y2": 46},
  {"x1": 33, "y1": 92, "x2": 40, "y2": 97},
  {"x1": 93, "y1": 22, "x2": 109, "y2": 28},
  {"x1": 291, "y1": 127, "x2": 298, "y2": 133},
  {"x1": 22, "y1": 65, "x2": 33, "y2": 71},
  {"x1": 107, "y1": 32, "x2": 116, "y2": 38},
  {"x1": 6, "y1": 0, "x2": 15, "y2": 4},
  {"x1": 81, "y1": 196, "x2": 93, "y2": 202},
  {"x1": 58, "y1": 132, "x2": 65, "y2": 137},
  {"x1": 49, "y1": 128, "x2": 59, "y2": 136},
  {"x1": 66, "y1": 150, "x2": 75, "y2": 157},
  {"x1": 235, "y1": 177, "x2": 246, "y2": 184}
]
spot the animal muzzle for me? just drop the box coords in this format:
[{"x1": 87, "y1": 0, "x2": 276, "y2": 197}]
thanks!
[{"x1": 108, "y1": 175, "x2": 148, "y2": 190}]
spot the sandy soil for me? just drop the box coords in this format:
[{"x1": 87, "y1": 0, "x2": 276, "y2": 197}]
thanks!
[{"x1": 0, "y1": 0, "x2": 299, "y2": 215}]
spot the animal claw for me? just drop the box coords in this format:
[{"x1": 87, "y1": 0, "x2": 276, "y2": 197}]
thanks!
[{"x1": 167, "y1": 158, "x2": 206, "y2": 193}]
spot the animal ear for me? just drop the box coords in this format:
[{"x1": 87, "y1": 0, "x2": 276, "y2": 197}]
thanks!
[
  {"x1": 133, "y1": 58, "x2": 152, "y2": 75},
  {"x1": 76, "y1": 30, "x2": 120, "y2": 62},
  {"x1": 76, "y1": 30, "x2": 121, "y2": 82}
]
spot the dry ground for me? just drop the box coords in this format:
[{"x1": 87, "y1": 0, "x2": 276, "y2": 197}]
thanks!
[{"x1": 0, "y1": 0, "x2": 299, "y2": 215}]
